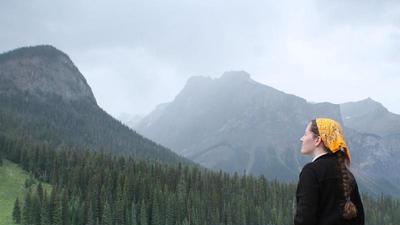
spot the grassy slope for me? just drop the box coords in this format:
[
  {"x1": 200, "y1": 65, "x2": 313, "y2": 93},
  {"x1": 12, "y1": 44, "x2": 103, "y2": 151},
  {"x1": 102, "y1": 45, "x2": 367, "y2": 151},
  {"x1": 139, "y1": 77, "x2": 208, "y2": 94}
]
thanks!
[{"x1": 0, "y1": 160, "x2": 51, "y2": 225}]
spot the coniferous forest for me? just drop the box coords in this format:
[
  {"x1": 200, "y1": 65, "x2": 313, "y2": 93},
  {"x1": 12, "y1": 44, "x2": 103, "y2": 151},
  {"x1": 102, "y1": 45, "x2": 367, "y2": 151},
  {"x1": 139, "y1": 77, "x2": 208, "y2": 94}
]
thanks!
[{"x1": 1, "y1": 135, "x2": 400, "y2": 225}]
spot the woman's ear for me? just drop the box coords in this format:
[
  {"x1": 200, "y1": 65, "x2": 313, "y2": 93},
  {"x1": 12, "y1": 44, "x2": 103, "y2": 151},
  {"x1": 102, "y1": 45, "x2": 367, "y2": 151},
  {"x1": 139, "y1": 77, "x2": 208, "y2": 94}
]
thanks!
[{"x1": 314, "y1": 136, "x2": 323, "y2": 147}]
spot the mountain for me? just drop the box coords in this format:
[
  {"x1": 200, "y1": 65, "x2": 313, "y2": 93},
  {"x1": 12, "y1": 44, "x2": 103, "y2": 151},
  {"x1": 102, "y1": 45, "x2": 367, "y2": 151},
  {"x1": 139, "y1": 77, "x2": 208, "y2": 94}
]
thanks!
[
  {"x1": 341, "y1": 97, "x2": 400, "y2": 136},
  {"x1": 135, "y1": 71, "x2": 400, "y2": 196},
  {"x1": 0, "y1": 45, "x2": 190, "y2": 164},
  {"x1": 0, "y1": 46, "x2": 96, "y2": 103},
  {"x1": 118, "y1": 113, "x2": 145, "y2": 128},
  {"x1": 343, "y1": 128, "x2": 400, "y2": 196},
  {"x1": 135, "y1": 71, "x2": 343, "y2": 178}
]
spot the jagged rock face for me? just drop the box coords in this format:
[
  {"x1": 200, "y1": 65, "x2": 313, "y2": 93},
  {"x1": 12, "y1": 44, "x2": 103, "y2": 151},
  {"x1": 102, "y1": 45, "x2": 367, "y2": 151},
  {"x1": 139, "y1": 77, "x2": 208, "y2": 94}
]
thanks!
[
  {"x1": 345, "y1": 129, "x2": 400, "y2": 196},
  {"x1": 0, "y1": 45, "x2": 96, "y2": 104},
  {"x1": 341, "y1": 98, "x2": 400, "y2": 136},
  {"x1": 135, "y1": 71, "x2": 400, "y2": 196}
]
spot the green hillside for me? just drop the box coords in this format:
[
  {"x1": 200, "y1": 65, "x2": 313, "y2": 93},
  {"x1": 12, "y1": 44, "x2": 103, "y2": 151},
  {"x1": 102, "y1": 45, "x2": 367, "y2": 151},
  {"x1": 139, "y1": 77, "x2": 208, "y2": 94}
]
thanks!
[
  {"x1": 0, "y1": 160, "x2": 27, "y2": 225},
  {"x1": 0, "y1": 160, "x2": 51, "y2": 225}
]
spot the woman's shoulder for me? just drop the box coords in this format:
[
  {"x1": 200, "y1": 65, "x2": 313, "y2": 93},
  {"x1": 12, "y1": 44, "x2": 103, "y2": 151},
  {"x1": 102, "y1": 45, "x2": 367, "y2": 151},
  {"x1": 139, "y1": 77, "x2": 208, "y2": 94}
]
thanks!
[
  {"x1": 311, "y1": 153, "x2": 337, "y2": 167},
  {"x1": 298, "y1": 162, "x2": 319, "y2": 184},
  {"x1": 302, "y1": 153, "x2": 335, "y2": 168},
  {"x1": 303, "y1": 154, "x2": 339, "y2": 180}
]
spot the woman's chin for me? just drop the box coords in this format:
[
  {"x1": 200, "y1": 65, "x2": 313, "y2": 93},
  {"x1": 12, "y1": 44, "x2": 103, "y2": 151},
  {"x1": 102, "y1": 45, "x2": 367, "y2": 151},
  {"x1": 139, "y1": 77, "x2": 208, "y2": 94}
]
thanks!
[{"x1": 300, "y1": 149, "x2": 311, "y2": 155}]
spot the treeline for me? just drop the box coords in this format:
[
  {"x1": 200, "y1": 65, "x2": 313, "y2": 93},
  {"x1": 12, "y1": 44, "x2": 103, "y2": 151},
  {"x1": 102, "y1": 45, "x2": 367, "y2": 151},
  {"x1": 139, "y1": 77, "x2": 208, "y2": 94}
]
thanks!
[
  {"x1": 1, "y1": 136, "x2": 295, "y2": 225},
  {"x1": 1, "y1": 136, "x2": 400, "y2": 225}
]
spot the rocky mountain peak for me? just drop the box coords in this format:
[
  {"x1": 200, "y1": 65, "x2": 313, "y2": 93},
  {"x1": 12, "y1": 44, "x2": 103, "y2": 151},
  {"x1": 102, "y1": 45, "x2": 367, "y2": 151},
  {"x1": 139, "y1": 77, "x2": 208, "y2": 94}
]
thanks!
[
  {"x1": 341, "y1": 97, "x2": 400, "y2": 136},
  {"x1": 220, "y1": 70, "x2": 251, "y2": 82},
  {"x1": 1, "y1": 45, "x2": 67, "y2": 61},
  {"x1": 182, "y1": 71, "x2": 253, "y2": 93},
  {"x1": 341, "y1": 97, "x2": 388, "y2": 118},
  {"x1": 184, "y1": 75, "x2": 213, "y2": 87},
  {"x1": 0, "y1": 45, "x2": 96, "y2": 104},
  {"x1": 360, "y1": 97, "x2": 386, "y2": 109}
]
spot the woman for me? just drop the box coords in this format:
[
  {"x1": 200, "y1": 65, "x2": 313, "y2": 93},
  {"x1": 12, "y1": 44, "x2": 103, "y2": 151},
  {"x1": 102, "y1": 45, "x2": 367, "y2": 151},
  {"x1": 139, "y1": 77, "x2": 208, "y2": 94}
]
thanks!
[{"x1": 294, "y1": 118, "x2": 364, "y2": 225}]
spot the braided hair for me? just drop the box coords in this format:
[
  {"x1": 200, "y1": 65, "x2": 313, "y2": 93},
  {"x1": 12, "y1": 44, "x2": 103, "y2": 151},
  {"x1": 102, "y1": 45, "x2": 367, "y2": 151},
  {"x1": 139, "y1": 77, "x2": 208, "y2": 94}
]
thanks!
[{"x1": 310, "y1": 120, "x2": 357, "y2": 219}]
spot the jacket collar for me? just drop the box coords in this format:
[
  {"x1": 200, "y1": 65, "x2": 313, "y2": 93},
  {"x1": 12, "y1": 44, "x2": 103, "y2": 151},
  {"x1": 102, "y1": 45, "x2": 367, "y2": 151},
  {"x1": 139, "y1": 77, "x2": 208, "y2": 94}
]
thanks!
[{"x1": 312, "y1": 152, "x2": 332, "y2": 162}]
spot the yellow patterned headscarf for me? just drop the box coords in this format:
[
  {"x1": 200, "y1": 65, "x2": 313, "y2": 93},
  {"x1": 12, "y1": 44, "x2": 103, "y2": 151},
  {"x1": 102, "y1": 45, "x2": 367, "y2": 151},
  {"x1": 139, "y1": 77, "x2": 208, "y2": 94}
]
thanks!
[{"x1": 315, "y1": 118, "x2": 351, "y2": 162}]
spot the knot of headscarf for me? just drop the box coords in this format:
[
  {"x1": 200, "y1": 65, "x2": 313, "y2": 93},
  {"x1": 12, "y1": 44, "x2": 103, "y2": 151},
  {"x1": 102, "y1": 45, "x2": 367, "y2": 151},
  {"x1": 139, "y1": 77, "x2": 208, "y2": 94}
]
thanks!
[{"x1": 315, "y1": 118, "x2": 351, "y2": 162}]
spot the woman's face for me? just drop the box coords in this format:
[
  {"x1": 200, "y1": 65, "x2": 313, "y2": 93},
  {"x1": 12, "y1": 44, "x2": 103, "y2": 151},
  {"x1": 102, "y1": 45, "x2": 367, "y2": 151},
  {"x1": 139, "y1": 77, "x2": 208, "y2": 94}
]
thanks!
[{"x1": 300, "y1": 123, "x2": 319, "y2": 155}]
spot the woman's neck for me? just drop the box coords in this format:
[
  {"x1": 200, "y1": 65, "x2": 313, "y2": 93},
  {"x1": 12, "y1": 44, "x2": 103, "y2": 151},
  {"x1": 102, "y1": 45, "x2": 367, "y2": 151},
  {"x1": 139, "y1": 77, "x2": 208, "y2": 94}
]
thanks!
[{"x1": 312, "y1": 148, "x2": 328, "y2": 161}]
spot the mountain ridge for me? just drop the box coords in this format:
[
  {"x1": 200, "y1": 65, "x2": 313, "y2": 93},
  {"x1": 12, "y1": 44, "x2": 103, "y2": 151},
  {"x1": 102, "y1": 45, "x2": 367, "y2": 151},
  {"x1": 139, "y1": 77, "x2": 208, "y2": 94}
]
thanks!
[{"x1": 0, "y1": 45, "x2": 190, "y2": 165}]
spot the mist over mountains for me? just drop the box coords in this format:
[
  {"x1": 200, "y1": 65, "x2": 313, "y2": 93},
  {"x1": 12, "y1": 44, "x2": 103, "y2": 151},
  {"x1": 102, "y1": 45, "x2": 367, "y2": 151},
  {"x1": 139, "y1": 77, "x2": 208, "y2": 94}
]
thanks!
[
  {"x1": 1, "y1": 44, "x2": 398, "y2": 197},
  {"x1": 0, "y1": 45, "x2": 189, "y2": 164},
  {"x1": 133, "y1": 71, "x2": 400, "y2": 196}
]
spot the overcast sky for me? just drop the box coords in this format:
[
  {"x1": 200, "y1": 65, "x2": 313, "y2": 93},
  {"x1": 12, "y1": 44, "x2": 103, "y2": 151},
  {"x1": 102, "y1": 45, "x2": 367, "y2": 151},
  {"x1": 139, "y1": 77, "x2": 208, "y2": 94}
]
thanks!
[{"x1": 1, "y1": 0, "x2": 400, "y2": 117}]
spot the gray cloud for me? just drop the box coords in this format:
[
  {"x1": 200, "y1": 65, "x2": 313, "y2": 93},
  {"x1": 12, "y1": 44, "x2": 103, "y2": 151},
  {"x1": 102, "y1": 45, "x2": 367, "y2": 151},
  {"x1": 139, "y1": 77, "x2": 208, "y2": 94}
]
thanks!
[{"x1": 1, "y1": 0, "x2": 399, "y2": 117}]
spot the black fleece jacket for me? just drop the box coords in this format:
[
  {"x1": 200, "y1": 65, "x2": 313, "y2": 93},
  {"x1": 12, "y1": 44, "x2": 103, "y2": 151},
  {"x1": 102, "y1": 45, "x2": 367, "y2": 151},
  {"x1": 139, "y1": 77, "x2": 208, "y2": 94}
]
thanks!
[{"x1": 294, "y1": 153, "x2": 364, "y2": 225}]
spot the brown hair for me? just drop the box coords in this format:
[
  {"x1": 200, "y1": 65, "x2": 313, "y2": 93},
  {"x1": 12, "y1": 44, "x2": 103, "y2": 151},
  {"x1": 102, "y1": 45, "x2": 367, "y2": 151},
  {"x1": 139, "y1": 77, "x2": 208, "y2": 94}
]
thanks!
[{"x1": 310, "y1": 119, "x2": 357, "y2": 219}]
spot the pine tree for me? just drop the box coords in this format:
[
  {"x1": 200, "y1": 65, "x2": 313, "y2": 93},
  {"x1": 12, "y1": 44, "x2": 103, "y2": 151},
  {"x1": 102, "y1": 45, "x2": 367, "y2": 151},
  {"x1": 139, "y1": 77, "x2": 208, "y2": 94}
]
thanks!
[
  {"x1": 181, "y1": 217, "x2": 190, "y2": 225},
  {"x1": 190, "y1": 208, "x2": 201, "y2": 225},
  {"x1": 102, "y1": 201, "x2": 113, "y2": 225},
  {"x1": 115, "y1": 185, "x2": 126, "y2": 225},
  {"x1": 176, "y1": 179, "x2": 186, "y2": 223},
  {"x1": 0, "y1": 150, "x2": 3, "y2": 166},
  {"x1": 130, "y1": 202, "x2": 138, "y2": 225},
  {"x1": 151, "y1": 191, "x2": 162, "y2": 225},
  {"x1": 165, "y1": 195, "x2": 175, "y2": 225},
  {"x1": 61, "y1": 190, "x2": 69, "y2": 225},
  {"x1": 31, "y1": 194, "x2": 42, "y2": 225},
  {"x1": 140, "y1": 200, "x2": 148, "y2": 225},
  {"x1": 51, "y1": 190, "x2": 62, "y2": 225},
  {"x1": 12, "y1": 198, "x2": 21, "y2": 224},
  {"x1": 37, "y1": 182, "x2": 44, "y2": 202},
  {"x1": 86, "y1": 204, "x2": 95, "y2": 225},
  {"x1": 22, "y1": 190, "x2": 32, "y2": 225},
  {"x1": 40, "y1": 196, "x2": 50, "y2": 225},
  {"x1": 224, "y1": 203, "x2": 232, "y2": 225},
  {"x1": 237, "y1": 201, "x2": 246, "y2": 225}
]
